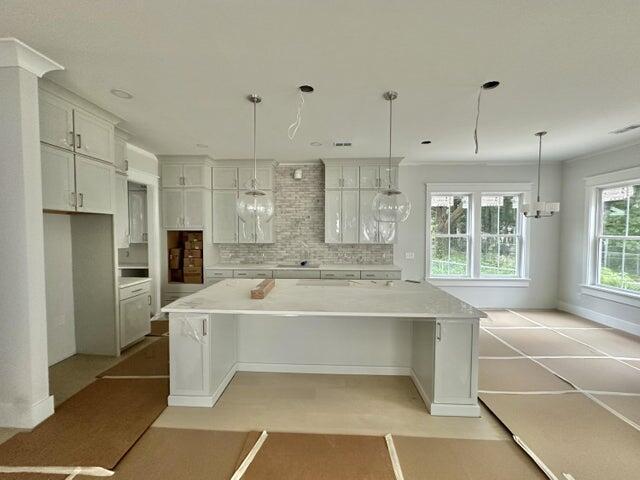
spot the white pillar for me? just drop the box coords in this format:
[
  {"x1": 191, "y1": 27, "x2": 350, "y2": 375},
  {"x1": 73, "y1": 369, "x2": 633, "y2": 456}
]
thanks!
[{"x1": 0, "y1": 38, "x2": 63, "y2": 428}]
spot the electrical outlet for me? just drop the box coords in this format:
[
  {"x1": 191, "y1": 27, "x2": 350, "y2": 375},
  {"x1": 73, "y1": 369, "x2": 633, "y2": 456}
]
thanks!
[{"x1": 405, "y1": 252, "x2": 415, "y2": 260}]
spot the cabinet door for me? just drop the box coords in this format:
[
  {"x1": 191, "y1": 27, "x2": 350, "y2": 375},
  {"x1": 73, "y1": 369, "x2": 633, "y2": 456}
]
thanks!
[
  {"x1": 212, "y1": 167, "x2": 238, "y2": 189},
  {"x1": 359, "y1": 166, "x2": 380, "y2": 189},
  {"x1": 342, "y1": 166, "x2": 359, "y2": 189},
  {"x1": 75, "y1": 156, "x2": 114, "y2": 214},
  {"x1": 114, "y1": 137, "x2": 128, "y2": 172},
  {"x1": 341, "y1": 190, "x2": 359, "y2": 243},
  {"x1": 128, "y1": 189, "x2": 148, "y2": 243},
  {"x1": 359, "y1": 189, "x2": 378, "y2": 243},
  {"x1": 119, "y1": 293, "x2": 151, "y2": 348},
  {"x1": 184, "y1": 189, "x2": 205, "y2": 229},
  {"x1": 161, "y1": 165, "x2": 184, "y2": 187},
  {"x1": 212, "y1": 190, "x2": 238, "y2": 243},
  {"x1": 183, "y1": 165, "x2": 210, "y2": 188},
  {"x1": 238, "y1": 217, "x2": 255, "y2": 244},
  {"x1": 378, "y1": 221, "x2": 397, "y2": 244},
  {"x1": 324, "y1": 166, "x2": 342, "y2": 189},
  {"x1": 41, "y1": 144, "x2": 76, "y2": 212},
  {"x1": 39, "y1": 90, "x2": 74, "y2": 150},
  {"x1": 380, "y1": 166, "x2": 399, "y2": 189},
  {"x1": 73, "y1": 109, "x2": 115, "y2": 164},
  {"x1": 169, "y1": 314, "x2": 210, "y2": 396},
  {"x1": 238, "y1": 167, "x2": 272, "y2": 190},
  {"x1": 324, "y1": 190, "x2": 341, "y2": 243},
  {"x1": 162, "y1": 189, "x2": 184, "y2": 228},
  {"x1": 434, "y1": 319, "x2": 477, "y2": 405},
  {"x1": 114, "y1": 175, "x2": 130, "y2": 248}
]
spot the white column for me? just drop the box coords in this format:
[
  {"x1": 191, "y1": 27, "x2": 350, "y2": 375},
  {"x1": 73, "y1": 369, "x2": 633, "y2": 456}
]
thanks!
[{"x1": 0, "y1": 38, "x2": 63, "y2": 428}]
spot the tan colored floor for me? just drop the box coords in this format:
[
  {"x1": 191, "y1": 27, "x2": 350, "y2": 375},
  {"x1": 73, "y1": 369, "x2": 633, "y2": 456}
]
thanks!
[{"x1": 0, "y1": 337, "x2": 158, "y2": 446}]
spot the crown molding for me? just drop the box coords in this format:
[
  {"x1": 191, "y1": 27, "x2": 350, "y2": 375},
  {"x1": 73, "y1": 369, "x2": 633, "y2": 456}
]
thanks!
[{"x1": 0, "y1": 38, "x2": 63, "y2": 77}]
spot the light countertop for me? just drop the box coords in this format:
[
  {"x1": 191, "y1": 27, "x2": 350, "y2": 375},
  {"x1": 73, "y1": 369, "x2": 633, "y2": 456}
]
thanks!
[
  {"x1": 206, "y1": 264, "x2": 401, "y2": 271},
  {"x1": 118, "y1": 264, "x2": 149, "y2": 270},
  {"x1": 162, "y1": 279, "x2": 485, "y2": 319},
  {"x1": 118, "y1": 277, "x2": 151, "y2": 288}
]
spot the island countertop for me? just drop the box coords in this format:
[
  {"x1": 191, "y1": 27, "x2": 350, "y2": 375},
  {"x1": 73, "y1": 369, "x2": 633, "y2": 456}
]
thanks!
[{"x1": 162, "y1": 279, "x2": 485, "y2": 319}]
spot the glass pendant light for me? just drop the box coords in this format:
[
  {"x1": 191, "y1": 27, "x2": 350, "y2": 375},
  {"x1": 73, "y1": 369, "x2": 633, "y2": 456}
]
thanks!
[
  {"x1": 236, "y1": 94, "x2": 274, "y2": 228},
  {"x1": 372, "y1": 91, "x2": 411, "y2": 223},
  {"x1": 522, "y1": 131, "x2": 560, "y2": 218}
]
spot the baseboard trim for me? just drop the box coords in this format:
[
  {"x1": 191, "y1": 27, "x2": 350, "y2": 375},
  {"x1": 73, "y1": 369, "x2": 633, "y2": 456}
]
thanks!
[
  {"x1": 0, "y1": 394, "x2": 54, "y2": 428},
  {"x1": 168, "y1": 364, "x2": 238, "y2": 408},
  {"x1": 558, "y1": 301, "x2": 640, "y2": 337},
  {"x1": 410, "y1": 369, "x2": 480, "y2": 417},
  {"x1": 236, "y1": 362, "x2": 411, "y2": 376}
]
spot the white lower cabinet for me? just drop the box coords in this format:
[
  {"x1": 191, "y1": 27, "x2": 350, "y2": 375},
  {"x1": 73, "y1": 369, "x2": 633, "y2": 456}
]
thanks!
[
  {"x1": 41, "y1": 144, "x2": 76, "y2": 212},
  {"x1": 114, "y1": 175, "x2": 130, "y2": 248},
  {"x1": 75, "y1": 155, "x2": 115, "y2": 214},
  {"x1": 119, "y1": 287, "x2": 151, "y2": 348},
  {"x1": 325, "y1": 190, "x2": 358, "y2": 243},
  {"x1": 169, "y1": 314, "x2": 211, "y2": 396}
]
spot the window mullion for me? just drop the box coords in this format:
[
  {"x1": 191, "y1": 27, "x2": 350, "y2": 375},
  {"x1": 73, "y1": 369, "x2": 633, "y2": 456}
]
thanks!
[{"x1": 472, "y1": 192, "x2": 481, "y2": 278}]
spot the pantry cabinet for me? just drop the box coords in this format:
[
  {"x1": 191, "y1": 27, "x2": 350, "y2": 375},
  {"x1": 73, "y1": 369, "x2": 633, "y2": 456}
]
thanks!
[{"x1": 129, "y1": 188, "x2": 148, "y2": 243}]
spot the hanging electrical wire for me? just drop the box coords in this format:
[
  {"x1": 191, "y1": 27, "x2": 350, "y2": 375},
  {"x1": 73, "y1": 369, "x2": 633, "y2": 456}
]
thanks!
[
  {"x1": 287, "y1": 85, "x2": 314, "y2": 141},
  {"x1": 474, "y1": 80, "x2": 500, "y2": 154}
]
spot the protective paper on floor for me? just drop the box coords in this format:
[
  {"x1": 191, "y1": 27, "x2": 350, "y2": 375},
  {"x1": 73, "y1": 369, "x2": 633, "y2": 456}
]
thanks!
[
  {"x1": 480, "y1": 392, "x2": 640, "y2": 480},
  {"x1": 513, "y1": 310, "x2": 603, "y2": 328},
  {"x1": 239, "y1": 432, "x2": 397, "y2": 479},
  {"x1": 560, "y1": 328, "x2": 640, "y2": 358},
  {"x1": 481, "y1": 311, "x2": 537, "y2": 328},
  {"x1": 97, "y1": 338, "x2": 169, "y2": 378},
  {"x1": 593, "y1": 394, "x2": 640, "y2": 426},
  {"x1": 0, "y1": 379, "x2": 168, "y2": 471},
  {"x1": 479, "y1": 358, "x2": 574, "y2": 392},
  {"x1": 479, "y1": 329, "x2": 521, "y2": 357},
  {"x1": 488, "y1": 329, "x2": 602, "y2": 356},
  {"x1": 538, "y1": 357, "x2": 640, "y2": 394},
  {"x1": 148, "y1": 319, "x2": 169, "y2": 337},
  {"x1": 392, "y1": 436, "x2": 547, "y2": 480}
]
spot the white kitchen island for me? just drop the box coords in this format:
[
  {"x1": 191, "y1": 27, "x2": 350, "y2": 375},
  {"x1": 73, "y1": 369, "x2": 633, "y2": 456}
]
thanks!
[{"x1": 162, "y1": 279, "x2": 485, "y2": 417}]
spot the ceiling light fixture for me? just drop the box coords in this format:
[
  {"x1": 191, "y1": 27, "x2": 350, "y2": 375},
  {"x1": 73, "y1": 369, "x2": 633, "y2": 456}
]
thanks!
[
  {"x1": 523, "y1": 131, "x2": 560, "y2": 219},
  {"x1": 110, "y1": 88, "x2": 133, "y2": 99},
  {"x1": 421, "y1": 140, "x2": 432, "y2": 145},
  {"x1": 236, "y1": 94, "x2": 274, "y2": 228},
  {"x1": 310, "y1": 141, "x2": 322, "y2": 146},
  {"x1": 196, "y1": 143, "x2": 209, "y2": 148},
  {"x1": 372, "y1": 91, "x2": 411, "y2": 226},
  {"x1": 474, "y1": 81, "x2": 499, "y2": 154}
]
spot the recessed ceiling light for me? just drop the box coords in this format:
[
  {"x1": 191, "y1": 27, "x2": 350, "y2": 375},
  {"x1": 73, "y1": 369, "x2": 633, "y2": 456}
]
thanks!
[
  {"x1": 421, "y1": 140, "x2": 432, "y2": 145},
  {"x1": 299, "y1": 85, "x2": 314, "y2": 93},
  {"x1": 196, "y1": 143, "x2": 209, "y2": 148},
  {"x1": 110, "y1": 88, "x2": 133, "y2": 99},
  {"x1": 481, "y1": 81, "x2": 500, "y2": 90},
  {"x1": 310, "y1": 141, "x2": 322, "y2": 146}
]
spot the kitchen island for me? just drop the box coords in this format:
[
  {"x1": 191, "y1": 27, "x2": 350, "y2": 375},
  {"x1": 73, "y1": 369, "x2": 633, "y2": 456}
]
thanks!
[{"x1": 162, "y1": 279, "x2": 485, "y2": 417}]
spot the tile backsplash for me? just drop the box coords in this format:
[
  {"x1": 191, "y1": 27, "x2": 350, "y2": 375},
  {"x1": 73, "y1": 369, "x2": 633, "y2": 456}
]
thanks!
[{"x1": 217, "y1": 165, "x2": 393, "y2": 264}]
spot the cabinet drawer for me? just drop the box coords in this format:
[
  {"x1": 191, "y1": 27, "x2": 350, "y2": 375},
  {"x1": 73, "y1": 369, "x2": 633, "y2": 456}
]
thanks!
[
  {"x1": 360, "y1": 271, "x2": 402, "y2": 280},
  {"x1": 234, "y1": 269, "x2": 273, "y2": 279},
  {"x1": 273, "y1": 269, "x2": 321, "y2": 279},
  {"x1": 120, "y1": 282, "x2": 151, "y2": 301},
  {"x1": 321, "y1": 270, "x2": 360, "y2": 280},
  {"x1": 205, "y1": 269, "x2": 234, "y2": 279}
]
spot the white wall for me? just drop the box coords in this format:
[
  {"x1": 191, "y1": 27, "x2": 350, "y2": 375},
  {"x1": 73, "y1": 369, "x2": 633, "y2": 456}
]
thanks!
[
  {"x1": 394, "y1": 163, "x2": 562, "y2": 309},
  {"x1": 559, "y1": 143, "x2": 640, "y2": 332},
  {"x1": 43, "y1": 214, "x2": 76, "y2": 365}
]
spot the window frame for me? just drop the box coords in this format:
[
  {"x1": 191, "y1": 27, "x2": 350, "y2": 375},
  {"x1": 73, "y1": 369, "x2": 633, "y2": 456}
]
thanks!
[
  {"x1": 425, "y1": 183, "x2": 532, "y2": 285},
  {"x1": 429, "y1": 194, "x2": 472, "y2": 278},
  {"x1": 585, "y1": 169, "x2": 640, "y2": 299}
]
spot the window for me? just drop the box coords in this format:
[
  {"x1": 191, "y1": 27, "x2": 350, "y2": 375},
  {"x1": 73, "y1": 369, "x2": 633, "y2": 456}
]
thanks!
[
  {"x1": 427, "y1": 184, "x2": 529, "y2": 282},
  {"x1": 596, "y1": 183, "x2": 640, "y2": 294}
]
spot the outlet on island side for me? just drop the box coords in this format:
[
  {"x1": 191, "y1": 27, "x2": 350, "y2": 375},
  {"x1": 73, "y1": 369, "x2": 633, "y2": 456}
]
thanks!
[{"x1": 405, "y1": 252, "x2": 415, "y2": 260}]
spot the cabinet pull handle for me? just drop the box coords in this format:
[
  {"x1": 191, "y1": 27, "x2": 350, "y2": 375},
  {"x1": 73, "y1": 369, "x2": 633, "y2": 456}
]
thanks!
[
  {"x1": 131, "y1": 288, "x2": 144, "y2": 294},
  {"x1": 148, "y1": 295, "x2": 152, "y2": 305},
  {"x1": 436, "y1": 322, "x2": 442, "y2": 341},
  {"x1": 78, "y1": 193, "x2": 84, "y2": 207},
  {"x1": 124, "y1": 160, "x2": 129, "y2": 171},
  {"x1": 67, "y1": 131, "x2": 74, "y2": 146},
  {"x1": 202, "y1": 318, "x2": 207, "y2": 336},
  {"x1": 76, "y1": 133, "x2": 82, "y2": 149}
]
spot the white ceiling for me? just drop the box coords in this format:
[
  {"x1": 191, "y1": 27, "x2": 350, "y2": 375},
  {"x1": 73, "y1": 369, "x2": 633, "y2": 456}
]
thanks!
[{"x1": 2, "y1": 0, "x2": 640, "y2": 163}]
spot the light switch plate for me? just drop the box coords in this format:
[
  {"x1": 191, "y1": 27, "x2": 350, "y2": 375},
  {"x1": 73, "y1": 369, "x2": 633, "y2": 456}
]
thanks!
[{"x1": 405, "y1": 252, "x2": 415, "y2": 259}]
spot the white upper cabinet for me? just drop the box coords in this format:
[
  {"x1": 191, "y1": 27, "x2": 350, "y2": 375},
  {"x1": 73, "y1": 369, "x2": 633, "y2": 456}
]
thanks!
[
  {"x1": 114, "y1": 175, "x2": 130, "y2": 248},
  {"x1": 114, "y1": 136, "x2": 128, "y2": 173},
  {"x1": 162, "y1": 164, "x2": 210, "y2": 188},
  {"x1": 75, "y1": 155, "x2": 115, "y2": 214},
  {"x1": 162, "y1": 189, "x2": 206, "y2": 230},
  {"x1": 39, "y1": 90, "x2": 74, "y2": 150},
  {"x1": 325, "y1": 166, "x2": 359, "y2": 189},
  {"x1": 326, "y1": 190, "x2": 359, "y2": 244},
  {"x1": 238, "y1": 167, "x2": 272, "y2": 190},
  {"x1": 73, "y1": 109, "x2": 115, "y2": 164},
  {"x1": 341, "y1": 190, "x2": 359, "y2": 243},
  {"x1": 359, "y1": 189, "x2": 378, "y2": 244},
  {"x1": 41, "y1": 144, "x2": 76, "y2": 212},
  {"x1": 184, "y1": 189, "x2": 206, "y2": 229},
  {"x1": 161, "y1": 164, "x2": 184, "y2": 187},
  {"x1": 128, "y1": 189, "x2": 148, "y2": 243},
  {"x1": 325, "y1": 190, "x2": 342, "y2": 243},
  {"x1": 359, "y1": 165, "x2": 398, "y2": 189},
  {"x1": 162, "y1": 189, "x2": 184, "y2": 229},
  {"x1": 342, "y1": 167, "x2": 359, "y2": 189},
  {"x1": 212, "y1": 167, "x2": 238, "y2": 189},
  {"x1": 212, "y1": 190, "x2": 238, "y2": 243}
]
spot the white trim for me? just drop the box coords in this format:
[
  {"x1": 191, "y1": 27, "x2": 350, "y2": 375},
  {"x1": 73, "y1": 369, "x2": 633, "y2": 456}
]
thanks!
[
  {"x1": 584, "y1": 165, "x2": 640, "y2": 187},
  {"x1": 424, "y1": 182, "x2": 532, "y2": 193},
  {"x1": 409, "y1": 369, "x2": 480, "y2": 418},
  {"x1": 127, "y1": 167, "x2": 160, "y2": 185},
  {"x1": 237, "y1": 362, "x2": 411, "y2": 376},
  {"x1": 168, "y1": 394, "x2": 215, "y2": 407},
  {"x1": 558, "y1": 301, "x2": 640, "y2": 337},
  {"x1": 429, "y1": 278, "x2": 530, "y2": 287},
  {"x1": 580, "y1": 285, "x2": 640, "y2": 308},
  {"x1": 0, "y1": 394, "x2": 54, "y2": 429},
  {"x1": 321, "y1": 157, "x2": 403, "y2": 166},
  {"x1": 0, "y1": 38, "x2": 64, "y2": 76}
]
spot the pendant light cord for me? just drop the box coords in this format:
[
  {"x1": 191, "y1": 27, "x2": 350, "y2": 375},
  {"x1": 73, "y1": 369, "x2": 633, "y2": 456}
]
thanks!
[
  {"x1": 253, "y1": 98, "x2": 257, "y2": 183},
  {"x1": 287, "y1": 91, "x2": 305, "y2": 141},
  {"x1": 536, "y1": 134, "x2": 542, "y2": 202},
  {"x1": 474, "y1": 88, "x2": 482, "y2": 155},
  {"x1": 388, "y1": 95, "x2": 393, "y2": 189}
]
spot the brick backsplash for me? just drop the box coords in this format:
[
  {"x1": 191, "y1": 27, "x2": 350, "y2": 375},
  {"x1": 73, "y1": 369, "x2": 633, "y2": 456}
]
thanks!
[{"x1": 217, "y1": 165, "x2": 393, "y2": 264}]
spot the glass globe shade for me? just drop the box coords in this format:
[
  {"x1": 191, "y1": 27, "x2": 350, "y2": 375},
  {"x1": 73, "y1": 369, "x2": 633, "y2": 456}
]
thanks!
[
  {"x1": 372, "y1": 189, "x2": 411, "y2": 223},
  {"x1": 236, "y1": 189, "x2": 274, "y2": 224}
]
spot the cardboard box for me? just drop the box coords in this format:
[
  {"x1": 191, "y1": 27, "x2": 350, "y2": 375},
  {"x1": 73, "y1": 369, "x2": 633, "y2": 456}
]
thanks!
[
  {"x1": 186, "y1": 232, "x2": 202, "y2": 242},
  {"x1": 184, "y1": 241, "x2": 203, "y2": 250},
  {"x1": 183, "y1": 274, "x2": 203, "y2": 284},
  {"x1": 184, "y1": 257, "x2": 203, "y2": 268},
  {"x1": 183, "y1": 266, "x2": 201, "y2": 275},
  {"x1": 169, "y1": 249, "x2": 182, "y2": 269},
  {"x1": 183, "y1": 249, "x2": 202, "y2": 259}
]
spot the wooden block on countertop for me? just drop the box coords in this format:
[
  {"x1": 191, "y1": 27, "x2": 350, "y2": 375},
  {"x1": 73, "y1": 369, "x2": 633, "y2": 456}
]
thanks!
[{"x1": 251, "y1": 279, "x2": 275, "y2": 299}]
